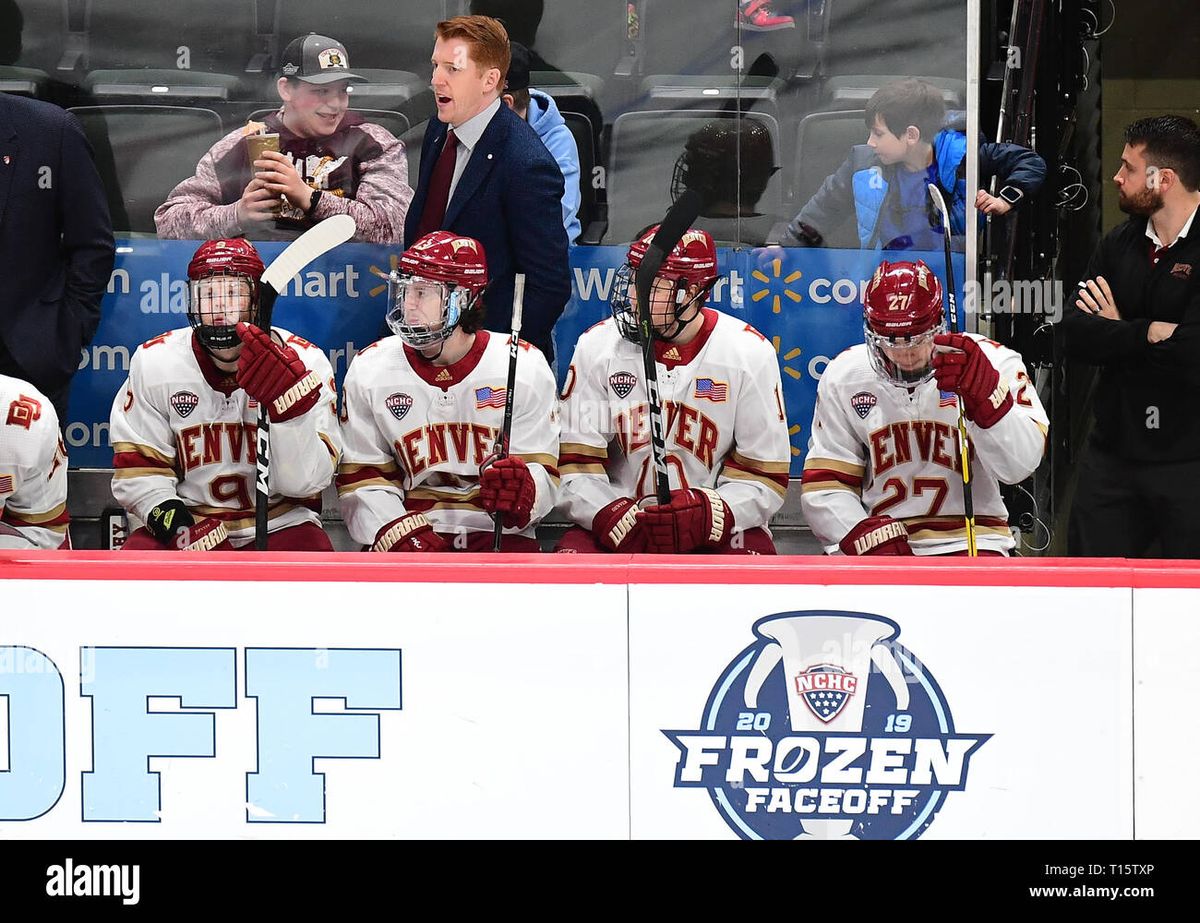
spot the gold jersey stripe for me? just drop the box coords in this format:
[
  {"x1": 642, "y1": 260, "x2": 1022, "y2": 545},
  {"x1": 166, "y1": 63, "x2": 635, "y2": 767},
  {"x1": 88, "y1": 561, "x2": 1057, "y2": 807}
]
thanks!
[
  {"x1": 721, "y1": 466, "x2": 788, "y2": 498},
  {"x1": 3, "y1": 502, "x2": 68, "y2": 526},
  {"x1": 802, "y1": 456, "x2": 866, "y2": 477},
  {"x1": 559, "y1": 442, "x2": 608, "y2": 459},
  {"x1": 113, "y1": 467, "x2": 180, "y2": 481},
  {"x1": 338, "y1": 459, "x2": 400, "y2": 475},
  {"x1": 112, "y1": 441, "x2": 175, "y2": 465},
  {"x1": 729, "y1": 449, "x2": 790, "y2": 475},
  {"x1": 800, "y1": 478, "x2": 859, "y2": 495},
  {"x1": 335, "y1": 477, "x2": 399, "y2": 497},
  {"x1": 559, "y1": 462, "x2": 606, "y2": 476}
]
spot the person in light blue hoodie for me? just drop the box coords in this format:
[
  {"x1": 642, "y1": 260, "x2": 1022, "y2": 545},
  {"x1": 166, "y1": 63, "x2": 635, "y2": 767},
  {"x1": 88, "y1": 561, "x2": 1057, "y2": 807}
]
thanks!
[{"x1": 502, "y1": 42, "x2": 581, "y2": 245}]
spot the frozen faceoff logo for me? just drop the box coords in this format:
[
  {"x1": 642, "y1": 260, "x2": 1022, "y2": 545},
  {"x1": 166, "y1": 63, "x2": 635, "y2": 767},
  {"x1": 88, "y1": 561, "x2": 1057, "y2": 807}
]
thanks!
[{"x1": 663, "y1": 611, "x2": 990, "y2": 840}]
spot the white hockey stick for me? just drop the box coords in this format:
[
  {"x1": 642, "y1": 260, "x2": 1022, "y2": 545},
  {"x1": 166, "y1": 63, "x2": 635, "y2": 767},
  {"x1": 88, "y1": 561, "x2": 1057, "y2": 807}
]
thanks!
[{"x1": 253, "y1": 214, "x2": 357, "y2": 550}]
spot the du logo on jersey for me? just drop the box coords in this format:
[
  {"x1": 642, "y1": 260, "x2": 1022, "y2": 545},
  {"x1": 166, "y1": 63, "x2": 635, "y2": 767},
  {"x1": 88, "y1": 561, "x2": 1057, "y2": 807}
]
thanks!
[{"x1": 663, "y1": 611, "x2": 990, "y2": 840}]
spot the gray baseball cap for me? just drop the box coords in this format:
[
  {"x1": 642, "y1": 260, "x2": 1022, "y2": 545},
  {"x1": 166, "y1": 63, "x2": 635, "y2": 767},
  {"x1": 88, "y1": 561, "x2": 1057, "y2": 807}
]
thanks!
[{"x1": 279, "y1": 33, "x2": 367, "y2": 85}]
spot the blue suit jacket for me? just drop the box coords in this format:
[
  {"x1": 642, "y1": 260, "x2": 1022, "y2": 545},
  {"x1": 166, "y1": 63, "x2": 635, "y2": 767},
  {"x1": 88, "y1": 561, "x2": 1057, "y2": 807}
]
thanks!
[
  {"x1": 0, "y1": 95, "x2": 114, "y2": 393},
  {"x1": 405, "y1": 104, "x2": 571, "y2": 362}
]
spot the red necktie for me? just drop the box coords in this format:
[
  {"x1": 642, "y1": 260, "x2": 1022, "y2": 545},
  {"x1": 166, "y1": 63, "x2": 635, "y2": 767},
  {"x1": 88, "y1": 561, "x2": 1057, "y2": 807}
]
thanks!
[{"x1": 416, "y1": 130, "x2": 459, "y2": 238}]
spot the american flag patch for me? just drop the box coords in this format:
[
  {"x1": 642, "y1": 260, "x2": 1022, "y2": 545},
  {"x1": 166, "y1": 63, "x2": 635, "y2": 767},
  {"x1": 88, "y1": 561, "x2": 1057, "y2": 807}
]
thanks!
[
  {"x1": 0, "y1": 474, "x2": 13, "y2": 495},
  {"x1": 475, "y1": 386, "x2": 507, "y2": 409},
  {"x1": 694, "y1": 378, "x2": 728, "y2": 402},
  {"x1": 939, "y1": 390, "x2": 957, "y2": 408}
]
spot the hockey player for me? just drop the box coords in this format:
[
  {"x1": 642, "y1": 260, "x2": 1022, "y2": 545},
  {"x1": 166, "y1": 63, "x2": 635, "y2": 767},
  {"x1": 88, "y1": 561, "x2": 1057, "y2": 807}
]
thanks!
[
  {"x1": 110, "y1": 238, "x2": 340, "y2": 551},
  {"x1": 801, "y1": 259, "x2": 1048, "y2": 556},
  {"x1": 555, "y1": 226, "x2": 790, "y2": 554},
  {"x1": 0, "y1": 375, "x2": 70, "y2": 549},
  {"x1": 337, "y1": 231, "x2": 559, "y2": 552}
]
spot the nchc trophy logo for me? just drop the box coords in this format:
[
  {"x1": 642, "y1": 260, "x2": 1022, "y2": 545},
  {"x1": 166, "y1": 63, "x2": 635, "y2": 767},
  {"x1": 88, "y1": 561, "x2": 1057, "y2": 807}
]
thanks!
[{"x1": 663, "y1": 611, "x2": 990, "y2": 840}]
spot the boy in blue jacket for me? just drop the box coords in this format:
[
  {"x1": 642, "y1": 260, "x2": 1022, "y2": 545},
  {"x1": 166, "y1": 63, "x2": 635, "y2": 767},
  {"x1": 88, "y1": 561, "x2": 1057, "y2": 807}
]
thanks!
[{"x1": 787, "y1": 78, "x2": 1046, "y2": 250}]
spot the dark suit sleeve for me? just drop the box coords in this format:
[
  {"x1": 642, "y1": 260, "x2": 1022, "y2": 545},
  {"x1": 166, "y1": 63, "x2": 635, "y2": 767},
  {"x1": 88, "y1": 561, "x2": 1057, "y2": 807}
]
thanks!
[
  {"x1": 979, "y1": 142, "x2": 1047, "y2": 196},
  {"x1": 505, "y1": 148, "x2": 571, "y2": 353},
  {"x1": 56, "y1": 112, "x2": 115, "y2": 347},
  {"x1": 1062, "y1": 239, "x2": 1151, "y2": 363}
]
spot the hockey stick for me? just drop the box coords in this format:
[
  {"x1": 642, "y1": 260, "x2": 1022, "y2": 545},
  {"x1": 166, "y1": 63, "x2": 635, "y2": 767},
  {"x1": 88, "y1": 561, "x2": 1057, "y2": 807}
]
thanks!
[
  {"x1": 927, "y1": 183, "x2": 977, "y2": 557},
  {"x1": 253, "y1": 213, "x2": 357, "y2": 550},
  {"x1": 491, "y1": 274, "x2": 525, "y2": 552},
  {"x1": 634, "y1": 188, "x2": 704, "y2": 506}
]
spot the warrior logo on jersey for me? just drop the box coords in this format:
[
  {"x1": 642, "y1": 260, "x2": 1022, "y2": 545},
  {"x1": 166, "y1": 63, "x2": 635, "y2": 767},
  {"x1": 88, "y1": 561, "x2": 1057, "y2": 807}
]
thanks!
[
  {"x1": 694, "y1": 378, "x2": 728, "y2": 402},
  {"x1": 664, "y1": 610, "x2": 990, "y2": 840},
  {"x1": 475, "y1": 386, "x2": 507, "y2": 410},
  {"x1": 386, "y1": 392, "x2": 414, "y2": 421},
  {"x1": 850, "y1": 391, "x2": 877, "y2": 419},
  {"x1": 609, "y1": 371, "x2": 638, "y2": 399},
  {"x1": 170, "y1": 391, "x2": 199, "y2": 419},
  {"x1": 1171, "y1": 262, "x2": 1192, "y2": 280}
]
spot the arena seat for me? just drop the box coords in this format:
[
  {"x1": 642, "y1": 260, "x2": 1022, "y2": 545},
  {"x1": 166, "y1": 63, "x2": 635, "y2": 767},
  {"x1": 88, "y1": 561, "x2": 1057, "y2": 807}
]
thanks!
[
  {"x1": 79, "y1": 0, "x2": 257, "y2": 102},
  {"x1": 0, "y1": 0, "x2": 61, "y2": 97},
  {"x1": 561, "y1": 110, "x2": 600, "y2": 242},
  {"x1": 68, "y1": 105, "x2": 224, "y2": 234},
  {"x1": 821, "y1": 75, "x2": 967, "y2": 109},
  {"x1": 790, "y1": 108, "x2": 866, "y2": 206},
  {"x1": 607, "y1": 110, "x2": 781, "y2": 245},
  {"x1": 639, "y1": 74, "x2": 785, "y2": 118}
]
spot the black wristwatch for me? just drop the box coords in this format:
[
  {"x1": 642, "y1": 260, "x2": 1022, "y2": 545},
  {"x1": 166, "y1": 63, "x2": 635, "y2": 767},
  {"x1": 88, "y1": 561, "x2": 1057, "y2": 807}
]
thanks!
[
  {"x1": 305, "y1": 189, "x2": 323, "y2": 217},
  {"x1": 998, "y1": 185, "x2": 1024, "y2": 206}
]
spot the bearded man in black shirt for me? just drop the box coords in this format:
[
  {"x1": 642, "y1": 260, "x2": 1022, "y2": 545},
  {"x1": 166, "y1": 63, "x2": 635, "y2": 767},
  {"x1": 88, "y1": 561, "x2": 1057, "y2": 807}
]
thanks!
[{"x1": 1065, "y1": 115, "x2": 1200, "y2": 557}]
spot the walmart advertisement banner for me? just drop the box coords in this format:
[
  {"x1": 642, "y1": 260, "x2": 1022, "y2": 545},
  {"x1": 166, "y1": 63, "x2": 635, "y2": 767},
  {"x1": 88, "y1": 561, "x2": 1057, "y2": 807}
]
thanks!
[{"x1": 65, "y1": 241, "x2": 964, "y2": 471}]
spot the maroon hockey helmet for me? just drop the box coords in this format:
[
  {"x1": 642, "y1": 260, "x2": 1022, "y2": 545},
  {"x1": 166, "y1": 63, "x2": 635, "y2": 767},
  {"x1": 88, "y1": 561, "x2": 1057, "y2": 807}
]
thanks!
[
  {"x1": 186, "y1": 239, "x2": 265, "y2": 352},
  {"x1": 387, "y1": 232, "x2": 489, "y2": 349},
  {"x1": 862, "y1": 259, "x2": 946, "y2": 387},
  {"x1": 610, "y1": 225, "x2": 719, "y2": 343}
]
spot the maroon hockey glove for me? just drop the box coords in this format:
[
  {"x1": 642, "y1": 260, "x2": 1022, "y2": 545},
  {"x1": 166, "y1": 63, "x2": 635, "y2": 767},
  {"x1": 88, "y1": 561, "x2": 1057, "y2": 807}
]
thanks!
[
  {"x1": 640, "y1": 487, "x2": 732, "y2": 554},
  {"x1": 145, "y1": 500, "x2": 233, "y2": 551},
  {"x1": 839, "y1": 515, "x2": 913, "y2": 556},
  {"x1": 236, "y1": 323, "x2": 323, "y2": 422},
  {"x1": 591, "y1": 497, "x2": 648, "y2": 553},
  {"x1": 932, "y1": 333, "x2": 1012, "y2": 429},
  {"x1": 479, "y1": 455, "x2": 537, "y2": 529},
  {"x1": 372, "y1": 513, "x2": 449, "y2": 553}
]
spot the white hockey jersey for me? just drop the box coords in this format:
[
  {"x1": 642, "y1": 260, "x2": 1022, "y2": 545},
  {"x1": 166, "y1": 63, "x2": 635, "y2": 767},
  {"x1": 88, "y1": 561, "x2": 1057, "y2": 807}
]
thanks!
[
  {"x1": 337, "y1": 331, "x2": 560, "y2": 544},
  {"x1": 109, "y1": 327, "x2": 340, "y2": 547},
  {"x1": 0, "y1": 375, "x2": 69, "y2": 549},
  {"x1": 801, "y1": 337, "x2": 1049, "y2": 555},
  {"x1": 557, "y1": 309, "x2": 791, "y2": 533}
]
